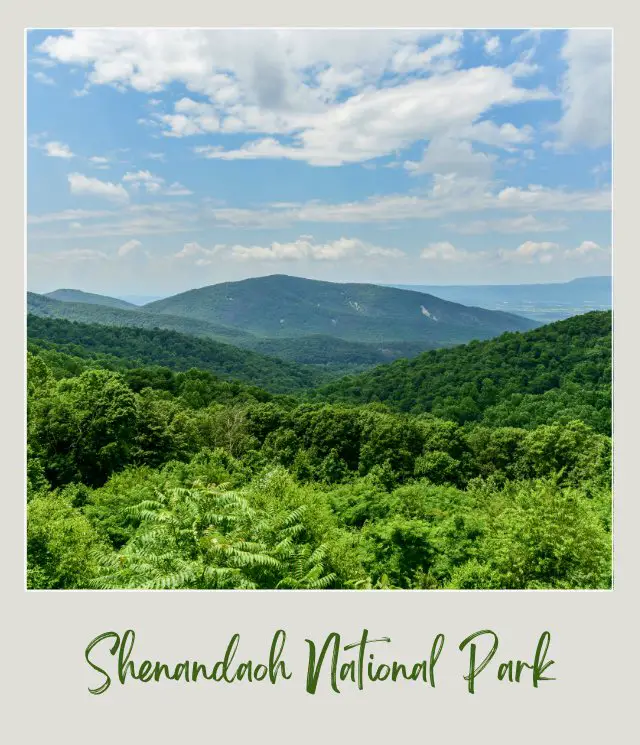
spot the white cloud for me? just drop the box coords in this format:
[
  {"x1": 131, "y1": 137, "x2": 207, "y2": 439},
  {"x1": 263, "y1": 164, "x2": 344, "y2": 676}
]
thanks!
[
  {"x1": 89, "y1": 156, "x2": 109, "y2": 168},
  {"x1": 405, "y1": 138, "x2": 496, "y2": 179},
  {"x1": 572, "y1": 240, "x2": 601, "y2": 255},
  {"x1": 122, "y1": 169, "x2": 164, "y2": 193},
  {"x1": 229, "y1": 237, "x2": 404, "y2": 262},
  {"x1": 146, "y1": 152, "x2": 166, "y2": 161},
  {"x1": 117, "y1": 239, "x2": 142, "y2": 257},
  {"x1": 420, "y1": 241, "x2": 475, "y2": 262},
  {"x1": 29, "y1": 203, "x2": 197, "y2": 239},
  {"x1": 556, "y1": 30, "x2": 612, "y2": 148},
  {"x1": 173, "y1": 236, "x2": 405, "y2": 264},
  {"x1": 499, "y1": 239, "x2": 610, "y2": 264},
  {"x1": 164, "y1": 182, "x2": 193, "y2": 196},
  {"x1": 33, "y1": 71, "x2": 55, "y2": 86},
  {"x1": 499, "y1": 240, "x2": 560, "y2": 264},
  {"x1": 207, "y1": 177, "x2": 610, "y2": 228},
  {"x1": 37, "y1": 29, "x2": 551, "y2": 167},
  {"x1": 390, "y1": 33, "x2": 462, "y2": 73},
  {"x1": 68, "y1": 173, "x2": 129, "y2": 202},
  {"x1": 450, "y1": 214, "x2": 568, "y2": 235},
  {"x1": 565, "y1": 240, "x2": 610, "y2": 261},
  {"x1": 174, "y1": 242, "x2": 224, "y2": 266},
  {"x1": 44, "y1": 141, "x2": 74, "y2": 158},
  {"x1": 121, "y1": 170, "x2": 192, "y2": 196},
  {"x1": 484, "y1": 36, "x2": 501, "y2": 56},
  {"x1": 192, "y1": 68, "x2": 551, "y2": 166}
]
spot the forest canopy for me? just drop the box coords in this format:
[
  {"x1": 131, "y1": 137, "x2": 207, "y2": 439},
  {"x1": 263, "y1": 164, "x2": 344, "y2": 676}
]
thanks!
[{"x1": 26, "y1": 311, "x2": 612, "y2": 590}]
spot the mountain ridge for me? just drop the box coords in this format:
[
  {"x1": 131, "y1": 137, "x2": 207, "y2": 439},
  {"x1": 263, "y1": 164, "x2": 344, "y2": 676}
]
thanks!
[{"x1": 142, "y1": 274, "x2": 538, "y2": 343}]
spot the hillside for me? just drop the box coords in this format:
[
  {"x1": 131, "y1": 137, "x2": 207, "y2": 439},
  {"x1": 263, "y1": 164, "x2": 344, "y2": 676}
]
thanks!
[
  {"x1": 313, "y1": 311, "x2": 612, "y2": 434},
  {"x1": 392, "y1": 276, "x2": 612, "y2": 322},
  {"x1": 27, "y1": 315, "x2": 326, "y2": 393},
  {"x1": 45, "y1": 289, "x2": 137, "y2": 310},
  {"x1": 144, "y1": 274, "x2": 538, "y2": 343},
  {"x1": 27, "y1": 292, "x2": 255, "y2": 345},
  {"x1": 247, "y1": 335, "x2": 433, "y2": 366},
  {"x1": 27, "y1": 292, "x2": 435, "y2": 370}
]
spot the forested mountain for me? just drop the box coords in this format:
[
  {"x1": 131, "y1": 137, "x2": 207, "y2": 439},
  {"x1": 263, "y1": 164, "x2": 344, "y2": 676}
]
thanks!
[
  {"x1": 27, "y1": 291, "x2": 445, "y2": 370},
  {"x1": 392, "y1": 276, "x2": 612, "y2": 322},
  {"x1": 27, "y1": 315, "x2": 327, "y2": 393},
  {"x1": 27, "y1": 307, "x2": 611, "y2": 591},
  {"x1": 315, "y1": 311, "x2": 611, "y2": 434},
  {"x1": 143, "y1": 274, "x2": 538, "y2": 343},
  {"x1": 28, "y1": 292, "x2": 254, "y2": 344},
  {"x1": 45, "y1": 289, "x2": 137, "y2": 310},
  {"x1": 27, "y1": 312, "x2": 432, "y2": 375}
]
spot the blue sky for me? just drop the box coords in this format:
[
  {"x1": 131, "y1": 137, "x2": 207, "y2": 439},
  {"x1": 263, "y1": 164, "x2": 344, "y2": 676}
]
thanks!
[{"x1": 27, "y1": 29, "x2": 612, "y2": 297}]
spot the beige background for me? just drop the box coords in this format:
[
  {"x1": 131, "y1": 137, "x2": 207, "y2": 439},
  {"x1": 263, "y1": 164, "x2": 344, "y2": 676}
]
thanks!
[{"x1": 3, "y1": 3, "x2": 637, "y2": 742}]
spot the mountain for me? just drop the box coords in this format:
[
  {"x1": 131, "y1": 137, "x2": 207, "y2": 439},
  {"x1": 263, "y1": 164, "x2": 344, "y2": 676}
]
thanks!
[
  {"x1": 143, "y1": 274, "x2": 538, "y2": 343},
  {"x1": 27, "y1": 292, "x2": 254, "y2": 345},
  {"x1": 44, "y1": 289, "x2": 137, "y2": 310},
  {"x1": 27, "y1": 315, "x2": 326, "y2": 393},
  {"x1": 313, "y1": 311, "x2": 611, "y2": 434},
  {"x1": 27, "y1": 292, "x2": 435, "y2": 369},
  {"x1": 390, "y1": 276, "x2": 612, "y2": 322}
]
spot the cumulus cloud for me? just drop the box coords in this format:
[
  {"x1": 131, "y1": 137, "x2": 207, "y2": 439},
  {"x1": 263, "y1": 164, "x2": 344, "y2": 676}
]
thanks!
[
  {"x1": 405, "y1": 138, "x2": 496, "y2": 179},
  {"x1": 36, "y1": 29, "x2": 550, "y2": 167},
  {"x1": 174, "y1": 242, "x2": 224, "y2": 266},
  {"x1": 33, "y1": 71, "x2": 55, "y2": 86},
  {"x1": 122, "y1": 170, "x2": 192, "y2": 196},
  {"x1": 122, "y1": 169, "x2": 164, "y2": 193},
  {"x1": 565, "y1": 240, "x2": 610, "y2": 261},
  {"x1": 498, "y1": 239, "x2": 610, "y2": 265},
  {"x1": 68, "y1": 173, "x2": 129, "y2": 202},
  {"x1": 191, "y1": 69, "x2": 550, "y2": 166},
  {"x1": 44, "y1": 141, "x2": 74, "y2": 158},
  {"x1": 173, "y1": 237, "x2": 405, "y2": 264},
  {"x1": 556, "y1": 30, "x2": 612, "y2": 148},
  {"x1": 500, "y1": 240, "x2": 560, "y2": 263},
  {"x1": 117, "y1": 239, "x2": 142, "y2": 257},
  {"x1": 484, "y1": 36, "x2": 501, "y2": 56},
  {"x1": 420, "y1": 242, "x2": 477, "y2": 262}
]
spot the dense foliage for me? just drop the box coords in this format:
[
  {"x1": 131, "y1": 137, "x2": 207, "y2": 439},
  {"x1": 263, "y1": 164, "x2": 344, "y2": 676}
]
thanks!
[
  {"x1": 27, "y1": 311, "x2": 612, "y2": 590},
  {"x1": 27, "y1": 292, "x2": 254, "y2": 345},
  {"x1": 315, "y1": 311, "x2": 612, "y2": 435},
  {"x1": 28, "y1": 315, "x2": 327, "y2": 393}
]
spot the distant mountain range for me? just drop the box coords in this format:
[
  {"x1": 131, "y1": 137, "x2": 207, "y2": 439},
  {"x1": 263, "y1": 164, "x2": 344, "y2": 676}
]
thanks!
[
  {"x1": 28, "y1": 276, "x2": 538, "y2": 371},
  {"x1": 143, "y1": 274, "x2": 537, "y2": 343},
  {"x1": 45, "y1": 288, "x2": 137, "y2": 310},
  {"x1": 390, "y1": 276, "x2": 612, "y2": 322}
]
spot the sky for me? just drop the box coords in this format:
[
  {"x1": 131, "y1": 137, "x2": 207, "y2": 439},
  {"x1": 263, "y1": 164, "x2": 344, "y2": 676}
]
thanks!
[{"x1": 26, "y1": 28, "x2": 612, "y2": 297}]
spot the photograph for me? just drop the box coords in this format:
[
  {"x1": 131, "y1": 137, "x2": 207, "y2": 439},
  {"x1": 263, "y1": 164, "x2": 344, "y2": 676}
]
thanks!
[{"x1": 25, "y1": 27, "x2": 612, "y2": 591}]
